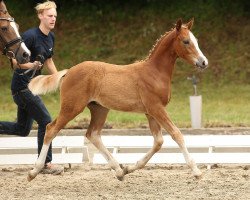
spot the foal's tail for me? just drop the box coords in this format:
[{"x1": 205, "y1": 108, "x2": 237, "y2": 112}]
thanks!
[{"x1": 28, "y1": 69, "x2": 68, "y2": 95}]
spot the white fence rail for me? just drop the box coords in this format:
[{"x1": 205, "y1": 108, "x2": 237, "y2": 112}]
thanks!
[
  {"x1": 0, "y1": 135, "x2": 249, "y2": 167},
  {"x1": 0, "y1": 136, "x2": 89, "y2": 165},
  {"x1": 93, "y1": 135, "x2": 250, "y2": 168}
]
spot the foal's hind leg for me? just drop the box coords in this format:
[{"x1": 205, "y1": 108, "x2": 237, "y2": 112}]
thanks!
[
  {"x1": 124, "y1": 114, "x2": 164, "y2": 174},
  {"x1": 86, "y1": 103, "x2": 125, "y2": 180},
  {"x1": 149, "y1": 107, "x2": 202, "y2": 178},
  {"x1": 28, "y1": 99, "x2": 87, "y2": 181}
]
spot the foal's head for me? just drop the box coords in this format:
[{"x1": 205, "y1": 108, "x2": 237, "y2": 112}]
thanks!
[
  {"x1": 0, "y1": 0, "x2": 30, "y2": 63},
  {"x1": 173, "y1": 18, "x2": 208, "y2": 70}
]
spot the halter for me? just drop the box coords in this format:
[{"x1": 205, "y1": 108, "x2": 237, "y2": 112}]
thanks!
[{"x1": 0, "y1": 15, "x2": 23, "y2": 59}]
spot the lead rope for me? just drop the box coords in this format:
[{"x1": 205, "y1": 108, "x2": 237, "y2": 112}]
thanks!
[
  {"x1": 11, "y1": 61, "x2": 39, "y2": 79},
  {"x1": 23, "y1": 64, "x2": 40, "y2": 79},
  {"x1": 9, "y1": 58, "x2": 14, "y2": 70}
]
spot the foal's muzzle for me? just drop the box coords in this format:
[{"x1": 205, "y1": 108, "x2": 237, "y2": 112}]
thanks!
[{"x1": 195, "y1": 56, "x2": 208, "y2": 69}]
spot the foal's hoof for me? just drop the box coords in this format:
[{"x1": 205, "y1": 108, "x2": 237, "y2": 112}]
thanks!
[
  {"x1": 119, "y1": 164, "x2": 129, "y2": 175},
  {"x1": 116, "y1": 168, "x2": 129, "y2": 181},
  {"x1": 117, "y1": 175, "x2": 124, "y2": 181},
  {"x1": 115, "y1": 168, "x2": 125, "y2": 181},
  {"x1": 27, "y1": 170, "x2": 37, "y2": 182},
  {"x1": 122, "y1": 166, "x2": 129, "y2": 175},
  {"x1": 193, "y1": 170, "x2": 203, "y2": 180},
  {"x1": 119, "y1": 164, "x2": 124, "y2": 169}
]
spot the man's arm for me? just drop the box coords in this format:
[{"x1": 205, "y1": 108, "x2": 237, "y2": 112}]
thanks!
[
  {"x1": 44, "y1": 58, "x2": 58, "y2": 74},
  {"x1": 12, "y1": 59, "x2": 41, "y2": 70}
]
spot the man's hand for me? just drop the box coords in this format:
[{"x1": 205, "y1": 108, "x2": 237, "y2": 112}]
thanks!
[{"x1": 33, "y1": 61, "x2": 43, "y2": 70}]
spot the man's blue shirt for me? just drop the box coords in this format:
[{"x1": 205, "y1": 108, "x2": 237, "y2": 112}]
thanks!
[{"x1": 11, "y1": 28, "x2": 55, "y2": 93}]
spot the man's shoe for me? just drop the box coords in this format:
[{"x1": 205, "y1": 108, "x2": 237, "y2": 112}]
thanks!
[{"x1": 41, "y1": 162, "x2": 64, "y2": 175}]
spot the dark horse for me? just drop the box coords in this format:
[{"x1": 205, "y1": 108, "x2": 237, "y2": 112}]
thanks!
[
  {"x1": 28, "y1": 19, "x2": 208, "y2": 181},
  {"x1": 0, "y1": 0, "x2": 30, "y2": 64}
]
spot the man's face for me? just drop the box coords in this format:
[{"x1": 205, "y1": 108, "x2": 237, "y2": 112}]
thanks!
[{"x1": 39, "y1": 8, "x2": 57, "y2": 30}]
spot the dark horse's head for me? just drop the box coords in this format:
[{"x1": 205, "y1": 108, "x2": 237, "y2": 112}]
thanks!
[{"x1": 0, "y1": 0, "x2": 30, "y2": 64}]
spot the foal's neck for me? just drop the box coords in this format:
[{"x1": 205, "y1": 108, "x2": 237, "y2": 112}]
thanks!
[{"x1": 147, "y1": 30, "x2": 177, "y2": 78}]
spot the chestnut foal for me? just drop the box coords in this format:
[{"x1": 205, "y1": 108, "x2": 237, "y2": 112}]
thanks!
[{"x1": 28, "y1": 19, "x2": 208, "y2": 181}]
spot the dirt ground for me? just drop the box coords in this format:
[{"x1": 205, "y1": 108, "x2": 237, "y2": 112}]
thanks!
[
  {"x1": 0, "y1": 164, "x2": 249, "y2": 200},
  {"x1": 1, "y1": 128, "x2": 249, "y2": 199}
]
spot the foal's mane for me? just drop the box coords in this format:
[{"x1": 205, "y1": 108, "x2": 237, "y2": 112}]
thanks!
[{"x1": 144, "y1": 27, "x2": 175, "y2": 61}]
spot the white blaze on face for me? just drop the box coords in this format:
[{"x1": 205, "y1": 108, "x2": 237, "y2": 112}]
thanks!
[
  {"x1": 10, "y1": 21, "x2": 31, "y2": 55},
  {"x1": 189, "y1": 31, "x2": 208, "y2": 65}
]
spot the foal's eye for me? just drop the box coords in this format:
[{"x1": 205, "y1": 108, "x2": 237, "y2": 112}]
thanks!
[
  {"x1": 1, "y1": 27, "x2": 8, "y2": 32},
  {"x1": 183, "y1": 40, "x2": 190, "y2": 45}
]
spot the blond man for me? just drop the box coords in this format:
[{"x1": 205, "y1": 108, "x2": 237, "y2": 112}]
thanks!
[{"x1": 0, "y1": 1, "x2": 63, "y2": 174}]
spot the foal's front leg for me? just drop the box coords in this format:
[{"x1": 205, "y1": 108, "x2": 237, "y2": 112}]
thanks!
[
  {"x1": 151, "y1": 107, "x2": 202, "y2": 178},
  {"x1": 124, "y1": 114, "x2": 163, "y2": 174}
]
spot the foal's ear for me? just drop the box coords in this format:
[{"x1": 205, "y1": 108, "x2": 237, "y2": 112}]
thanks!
[
  {"x1": 176, "y1": 18, "x2": 182, "y2": 32},
  {"x1": 186, "y1": 18, "x2": 194, "y2": 30}
]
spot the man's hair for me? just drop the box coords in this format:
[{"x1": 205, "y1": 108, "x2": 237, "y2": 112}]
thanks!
[{"x1": 35, "y1": 1, "x2": 57, "y2": 14}]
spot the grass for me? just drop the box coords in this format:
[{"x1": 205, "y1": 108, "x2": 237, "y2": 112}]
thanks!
[{"x1": 1, "y1": 83, "x2": 249, "y2": 128}]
